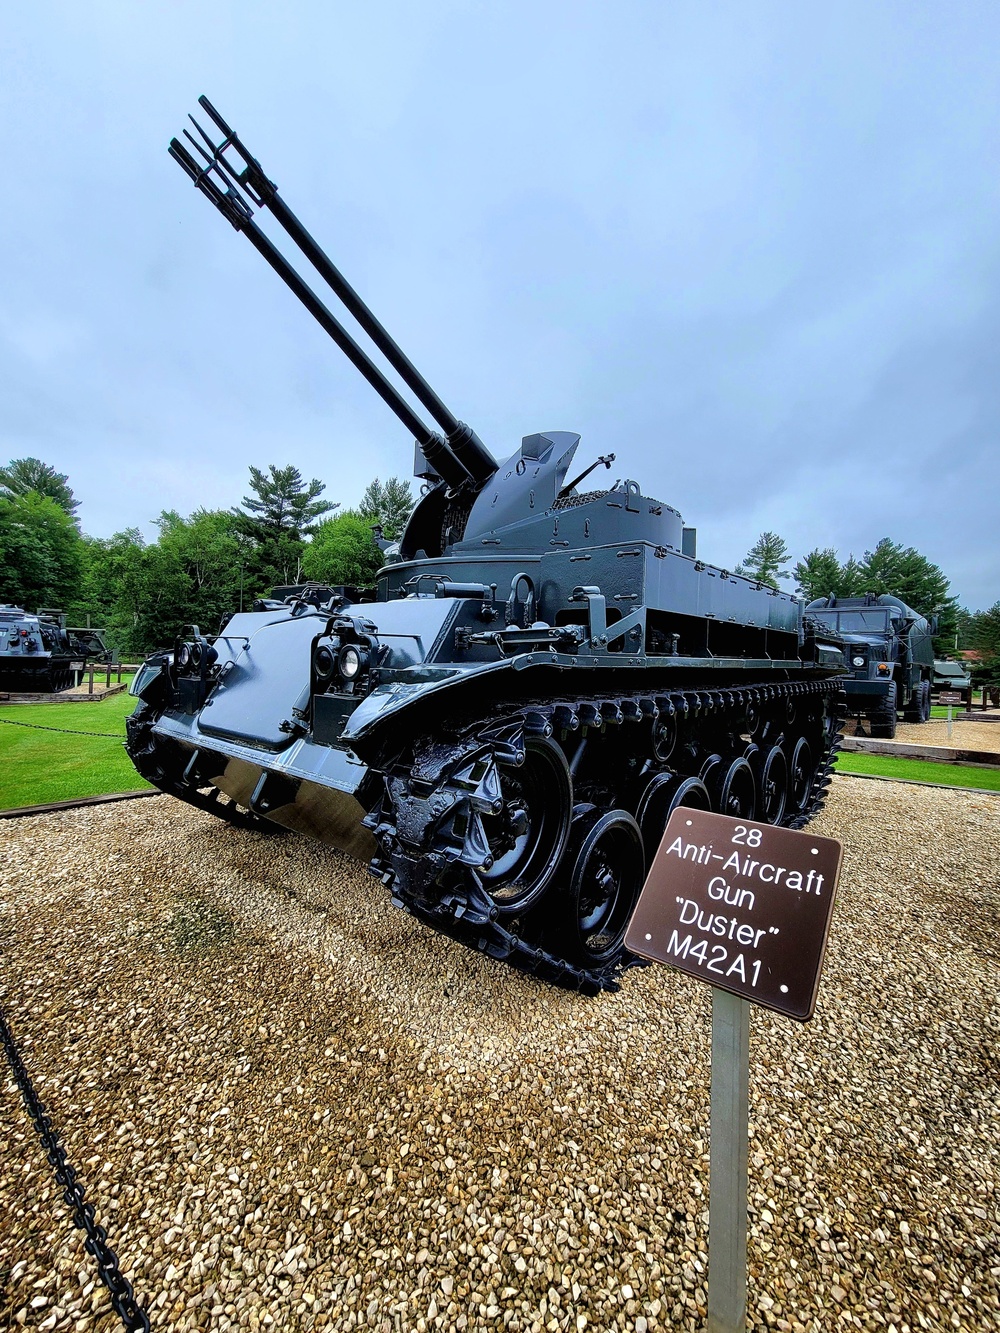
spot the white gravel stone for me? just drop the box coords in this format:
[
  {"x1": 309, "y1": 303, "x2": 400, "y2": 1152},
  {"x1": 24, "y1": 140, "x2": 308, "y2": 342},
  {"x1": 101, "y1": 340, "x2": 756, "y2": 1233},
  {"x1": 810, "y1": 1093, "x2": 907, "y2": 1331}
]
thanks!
[{"x1": 0, "y1": 775, "x2": 998, "y2": 1332}]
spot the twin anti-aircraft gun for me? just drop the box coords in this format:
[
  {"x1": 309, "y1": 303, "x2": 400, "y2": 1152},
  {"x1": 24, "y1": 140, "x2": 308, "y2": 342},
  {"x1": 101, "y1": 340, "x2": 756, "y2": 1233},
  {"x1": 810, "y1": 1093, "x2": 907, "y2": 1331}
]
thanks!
[{"x1": 126, "y1": 98, "x2": 848, "y2": 991}]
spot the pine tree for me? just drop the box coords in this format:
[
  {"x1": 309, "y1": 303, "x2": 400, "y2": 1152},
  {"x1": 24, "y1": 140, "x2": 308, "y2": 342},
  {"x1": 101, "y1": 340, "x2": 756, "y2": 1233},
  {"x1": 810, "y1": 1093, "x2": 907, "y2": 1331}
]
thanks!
[
  {"x1": 233, "y1": 464, "x2": 337, "y2": 588},
  {"x1": 793, "y1": 548, "x2": 844, "y2": 602},
  {"x1": 734, "y1": 531, "x2": 790, "y2": 589},
  {"x1": 969, "y1": 602, "x2": 1000, "y2": 661},
  {"x1": 0, "y1": 457, "x2": 80, "y2": 518},
  {"x1": 357, "y1": 476, "x2": 414, "y2": 541}
]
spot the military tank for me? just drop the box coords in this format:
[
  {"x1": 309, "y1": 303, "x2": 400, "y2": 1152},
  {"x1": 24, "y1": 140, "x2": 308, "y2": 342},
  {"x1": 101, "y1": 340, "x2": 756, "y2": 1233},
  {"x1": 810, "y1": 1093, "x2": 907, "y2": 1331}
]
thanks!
[
  {"x1": 126, "y1": 98, "x2": 847, "y2": 992},
  {"x1": 0, "y1": 606, "x2": 108, "y2": 692}
]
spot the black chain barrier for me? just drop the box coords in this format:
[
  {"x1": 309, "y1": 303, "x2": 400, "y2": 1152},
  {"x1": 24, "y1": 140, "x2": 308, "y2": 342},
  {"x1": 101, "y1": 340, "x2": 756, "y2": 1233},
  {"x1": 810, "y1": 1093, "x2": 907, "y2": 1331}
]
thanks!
[
  {"x1": 0, "y1": 1004, "x2": 151, "y2": 1331},
  {"x1": 0, "y1": 718, "x2": 124, "y2": 738}
]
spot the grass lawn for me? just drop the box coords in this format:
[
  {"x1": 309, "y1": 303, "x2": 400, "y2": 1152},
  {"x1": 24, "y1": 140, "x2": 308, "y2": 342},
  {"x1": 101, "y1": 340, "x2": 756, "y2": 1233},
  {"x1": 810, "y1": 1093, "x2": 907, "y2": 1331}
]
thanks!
[
  {"x1": 0, "y1": 683, "x2": 152, "y2": 809},
  {"x1": 4, "y1": 684, "x2": 998, "y2": 810},
  {"x1": 834, "y1": 750, "x2": 1000, "y2": 792}
]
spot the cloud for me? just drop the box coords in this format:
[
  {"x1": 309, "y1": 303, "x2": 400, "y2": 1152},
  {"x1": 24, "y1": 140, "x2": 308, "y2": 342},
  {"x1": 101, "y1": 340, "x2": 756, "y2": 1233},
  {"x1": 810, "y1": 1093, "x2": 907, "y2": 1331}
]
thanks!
[{"x1": 0, "y1": 0, "x2": 997, "y2": 608}]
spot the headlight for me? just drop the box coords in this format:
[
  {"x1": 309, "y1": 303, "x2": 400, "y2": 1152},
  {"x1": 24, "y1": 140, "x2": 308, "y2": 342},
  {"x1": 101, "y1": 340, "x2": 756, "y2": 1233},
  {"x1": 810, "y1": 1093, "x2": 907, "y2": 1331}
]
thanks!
[
  {"x1": 189, "y1": 641, "x2": 203, "y2": 668},
  {"x1": 339, "y1": 644, "x2": 364, "y2": 679},
  {"x1": 314, "y1": 645, "x2": 337, "y2": 679},
  {"x1": 177, "y1": 642, "x2": 191, "y2": 670},
  {"x1": 852, "y1": 655, "x2": 865, "y2": 667}
]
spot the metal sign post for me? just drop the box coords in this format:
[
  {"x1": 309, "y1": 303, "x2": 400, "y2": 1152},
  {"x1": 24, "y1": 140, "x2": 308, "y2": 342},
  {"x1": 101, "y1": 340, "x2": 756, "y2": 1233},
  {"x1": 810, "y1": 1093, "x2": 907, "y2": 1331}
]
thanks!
[
  {"x1": 939, "y1": 690, "x2": 961, "y2": 740},
  {"x1": 626, "y1": 807, "x2": 844, "y2": 1333},
  {"x1": 708, "y1": 989, "x2": 750, "y2": 1333}
]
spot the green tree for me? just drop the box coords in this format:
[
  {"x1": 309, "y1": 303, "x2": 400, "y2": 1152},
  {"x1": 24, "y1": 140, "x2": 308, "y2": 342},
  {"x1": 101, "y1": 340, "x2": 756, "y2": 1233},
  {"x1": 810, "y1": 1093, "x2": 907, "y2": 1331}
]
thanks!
[
  {"x1": 233, "y1": 464, "x2": 336, "y2": 588},
  {"x1": 968, "y1": 602, "x2": 1000, "y2": 660},
  {"x1": 302, "y1": 511, "x2": 384, "y2": 587},
  {"x1": 0, "y1": 491, "x2": 83, "y2": 608},
  {"x1": 0, "y1": 457, "x2": 80, "y2": 518},
  {"x1": 734, "y1": 531, "x2": 790, "y2": 589},
  {"x1": 357, "y1": 476, "x2": 414, "y2": 541},
  {"x1": 793, "y1": 537, "x2": 959, "y2": 655},
  {"x1": 793, "y1": 548, "x2": 845, "y2": 602},
  {"x1": 154, "y1": 508, "x2": 246, "y2": 631},
  {"x1": 72, "y1": 528, "x2": 189, "y2": 658},
  {"x1": 953, "y1": 606, "x2": 975, "y2": 652},
  {"x1": 839, "y1": 555, "x2": 865, "y2": 597},
  {"x1": 855, "y1": 539, "x2": 959, "y2": 653}
]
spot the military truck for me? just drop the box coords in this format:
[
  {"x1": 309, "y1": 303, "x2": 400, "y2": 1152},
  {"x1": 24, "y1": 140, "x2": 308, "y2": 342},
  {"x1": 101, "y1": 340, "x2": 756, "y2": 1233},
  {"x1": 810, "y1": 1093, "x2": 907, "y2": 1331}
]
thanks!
[
  {"x1": 932, "y1": 659, "x2": 971, "y2": 698},
  {"x1": 804, "y1": 594, "x2": 936, "y2": 738}
]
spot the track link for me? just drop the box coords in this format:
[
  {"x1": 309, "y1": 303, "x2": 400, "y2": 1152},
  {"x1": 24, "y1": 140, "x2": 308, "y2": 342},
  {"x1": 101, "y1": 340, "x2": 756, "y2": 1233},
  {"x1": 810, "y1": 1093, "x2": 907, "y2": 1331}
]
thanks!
[{"x1": 125, "y1": 705, "x2": 283, "y2": 834}]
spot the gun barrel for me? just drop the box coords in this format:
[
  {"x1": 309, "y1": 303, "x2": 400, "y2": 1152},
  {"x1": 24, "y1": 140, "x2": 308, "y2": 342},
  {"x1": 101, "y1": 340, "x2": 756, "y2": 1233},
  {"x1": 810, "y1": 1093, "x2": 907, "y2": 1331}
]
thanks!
[
  {"x1": 171, "y1": 136, "x2": 473, "y2": 490},
  {"x1": 173, "y1": 98, "x2": 497, "y2": 487}
]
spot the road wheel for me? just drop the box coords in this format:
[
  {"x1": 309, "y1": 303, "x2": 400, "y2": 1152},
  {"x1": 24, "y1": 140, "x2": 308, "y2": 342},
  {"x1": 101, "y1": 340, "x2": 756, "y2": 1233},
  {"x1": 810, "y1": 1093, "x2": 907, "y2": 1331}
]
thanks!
[
  {"x1": 789, "y1": 736, "x2": 814, "y2": 811},
  {"x1": 757, "y1": 745, "x2": 789, "y2": 825},
  {"x1": 635, "y1": 773, "x2": 711, "y2": 869},
  {"x1": 710, "y1": 757, "x2": 757, "y2": 820},
  {"x1": 563, "y1": 809, "x2": 645, "y2": 967}
]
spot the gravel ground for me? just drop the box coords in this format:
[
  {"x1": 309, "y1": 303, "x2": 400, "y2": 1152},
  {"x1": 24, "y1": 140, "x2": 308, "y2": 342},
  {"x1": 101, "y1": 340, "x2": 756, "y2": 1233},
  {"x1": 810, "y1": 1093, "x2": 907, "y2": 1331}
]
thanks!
[
  {"x1": 845, "y1": 719, "x2": 1000, "y2": 753},
  {"x1": 1, "y1": 778, "x2": 998, "y2": 1333},
  {"x1": 892, "y1": 721, "x2": 1000, "y2": 754}
]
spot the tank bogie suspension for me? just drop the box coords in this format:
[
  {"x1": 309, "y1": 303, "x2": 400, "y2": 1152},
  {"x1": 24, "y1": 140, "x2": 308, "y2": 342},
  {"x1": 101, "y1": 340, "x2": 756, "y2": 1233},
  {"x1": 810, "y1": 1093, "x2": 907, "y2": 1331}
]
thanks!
[{"x1": 366, "y1": 678, "x2": 845, "y2": 992}]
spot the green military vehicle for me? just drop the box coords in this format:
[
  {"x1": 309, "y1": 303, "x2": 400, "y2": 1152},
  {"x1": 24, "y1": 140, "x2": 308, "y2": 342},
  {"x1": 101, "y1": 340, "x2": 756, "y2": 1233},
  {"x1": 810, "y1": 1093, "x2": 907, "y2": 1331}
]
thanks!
[
  {"x1": 805, "y1": 594, "x2": 936, "y2": 738},
  {"x1": 932, "y1": 659, "x2": 971, "y2": 698}
]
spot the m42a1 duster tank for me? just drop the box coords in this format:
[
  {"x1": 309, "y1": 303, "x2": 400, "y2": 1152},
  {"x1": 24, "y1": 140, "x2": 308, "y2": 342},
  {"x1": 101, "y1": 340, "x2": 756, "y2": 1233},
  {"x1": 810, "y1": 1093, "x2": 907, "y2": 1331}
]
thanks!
[{"x1": 126, "y1": 99, "x2": 847, "y2": 992}]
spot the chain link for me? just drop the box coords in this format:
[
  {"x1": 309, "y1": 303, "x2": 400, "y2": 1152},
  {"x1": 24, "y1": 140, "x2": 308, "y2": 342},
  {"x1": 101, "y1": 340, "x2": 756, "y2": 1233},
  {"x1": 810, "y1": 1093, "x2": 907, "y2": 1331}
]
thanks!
[
  {"x1": 0, "y1": 717, "x2": 124, "y2": 738},
  {"x1": 0, "y1": 1003, "x2": 151, "y2": 1331}
]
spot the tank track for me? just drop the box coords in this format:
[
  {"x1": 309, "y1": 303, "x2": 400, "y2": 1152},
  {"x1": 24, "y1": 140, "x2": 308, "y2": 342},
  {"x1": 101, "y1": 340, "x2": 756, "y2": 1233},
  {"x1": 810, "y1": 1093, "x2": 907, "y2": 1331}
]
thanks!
[
  {"x1": 125, "y1": 704, "x2": 283, "y2": 834},
  {"x1": 366, "y1": 678, "x2": 846, "y2": 995}
]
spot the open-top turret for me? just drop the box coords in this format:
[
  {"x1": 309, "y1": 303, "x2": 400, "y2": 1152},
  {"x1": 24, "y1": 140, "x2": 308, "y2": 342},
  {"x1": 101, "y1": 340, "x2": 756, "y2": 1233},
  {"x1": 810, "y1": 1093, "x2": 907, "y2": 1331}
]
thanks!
[{"x1": 127, "y1": 99, "x2": 847, "y2": 992}]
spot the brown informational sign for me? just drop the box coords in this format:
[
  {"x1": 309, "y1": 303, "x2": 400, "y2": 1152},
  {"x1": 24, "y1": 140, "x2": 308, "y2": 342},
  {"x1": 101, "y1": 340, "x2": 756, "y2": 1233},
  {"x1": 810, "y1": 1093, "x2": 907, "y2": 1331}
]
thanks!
[
  {"x1": 625, "y1": 808, "x2": 843, "y2": 1021},
  {"x1": 937, "y1": 692, "x2": 962, "y2": 704}
]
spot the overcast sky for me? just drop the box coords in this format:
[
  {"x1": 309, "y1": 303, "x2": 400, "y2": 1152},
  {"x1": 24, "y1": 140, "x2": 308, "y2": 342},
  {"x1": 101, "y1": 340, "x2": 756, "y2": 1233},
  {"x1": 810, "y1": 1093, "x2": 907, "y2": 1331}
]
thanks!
[{"x1": 1, "y1": 2, "x2": 998, "y2": 610}]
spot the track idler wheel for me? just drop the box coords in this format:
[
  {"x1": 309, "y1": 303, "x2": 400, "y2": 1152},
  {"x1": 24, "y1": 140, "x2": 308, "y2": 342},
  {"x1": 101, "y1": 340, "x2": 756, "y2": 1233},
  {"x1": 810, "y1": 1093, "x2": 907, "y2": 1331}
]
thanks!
[
  {"x1": 635, "y1": 773, "x2": 711, "y2": 869},
  {"x1": 476, "y1": 735, "x2": 572, "y2": 916},
  {"x1": 562, "y1": 809, "x2": 645, "y2": 967}
]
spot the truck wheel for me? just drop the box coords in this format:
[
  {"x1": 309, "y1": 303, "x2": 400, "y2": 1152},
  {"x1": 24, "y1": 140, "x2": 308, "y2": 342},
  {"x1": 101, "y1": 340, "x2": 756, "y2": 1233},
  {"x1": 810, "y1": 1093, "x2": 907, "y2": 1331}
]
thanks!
[
  {"x1": 870, "y1": 682, "x2": 897, "y2": 738},
  {"x1": 920, "y1": 679, "x2": 931, "y2": 722},
  {"x1": 903, "y1": 680, "x2": 922, "y2": 722}
]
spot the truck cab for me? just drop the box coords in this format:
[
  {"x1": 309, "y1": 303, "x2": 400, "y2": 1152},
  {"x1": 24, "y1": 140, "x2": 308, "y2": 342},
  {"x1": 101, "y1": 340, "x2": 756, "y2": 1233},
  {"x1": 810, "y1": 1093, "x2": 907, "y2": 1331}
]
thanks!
[{"x1": 805, "y1": 594, "x2": 935, "y2": 737}]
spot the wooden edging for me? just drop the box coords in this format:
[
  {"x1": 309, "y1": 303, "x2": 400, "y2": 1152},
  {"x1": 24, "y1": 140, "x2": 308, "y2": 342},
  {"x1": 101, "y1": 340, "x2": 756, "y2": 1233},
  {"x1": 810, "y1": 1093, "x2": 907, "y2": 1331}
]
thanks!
[
  {"x1": 840, "y1": 737, "x2": 1000, "y2": 769},
  {"x1": 0, "y1": 683, "x2": 128, "y2": 705},
  {"x1": 0, "y1": 789, "x2": 161, "y2": 820}
]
